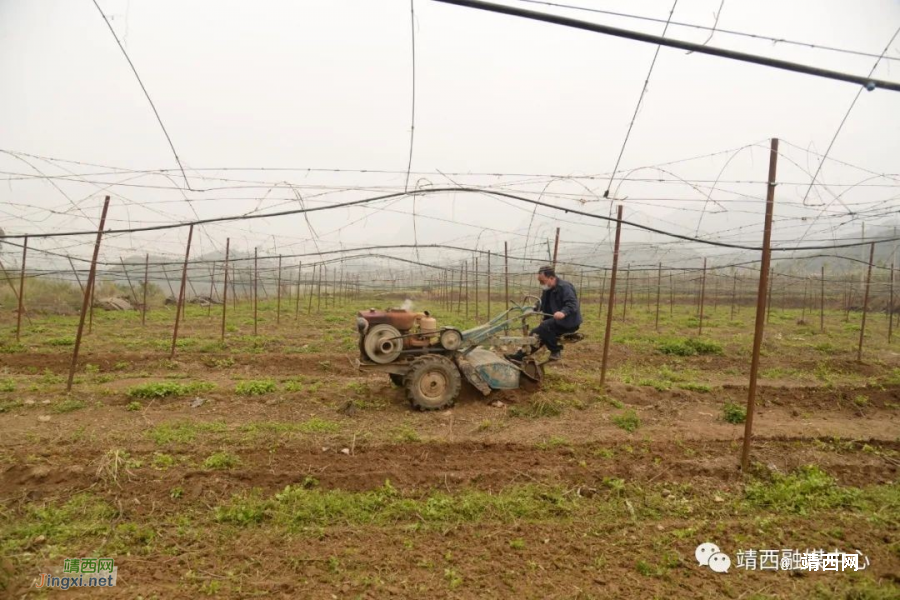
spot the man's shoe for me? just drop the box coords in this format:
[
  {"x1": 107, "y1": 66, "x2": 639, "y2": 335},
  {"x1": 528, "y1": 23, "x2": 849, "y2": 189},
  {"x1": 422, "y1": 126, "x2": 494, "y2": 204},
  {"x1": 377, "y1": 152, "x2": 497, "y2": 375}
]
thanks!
[
  {"x1": 505, "y1": 350, "x2": 526, "y2": 362},
  {"x1": 549, "y1": 351, "x2": 562, "y2": 361}
]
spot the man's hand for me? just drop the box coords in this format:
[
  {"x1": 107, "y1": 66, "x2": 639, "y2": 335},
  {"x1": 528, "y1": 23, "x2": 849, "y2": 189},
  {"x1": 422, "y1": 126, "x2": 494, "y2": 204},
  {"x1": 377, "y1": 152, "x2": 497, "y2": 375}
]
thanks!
[{"x1": 553, "y1": 311, "x2": 565, "y2": 320}]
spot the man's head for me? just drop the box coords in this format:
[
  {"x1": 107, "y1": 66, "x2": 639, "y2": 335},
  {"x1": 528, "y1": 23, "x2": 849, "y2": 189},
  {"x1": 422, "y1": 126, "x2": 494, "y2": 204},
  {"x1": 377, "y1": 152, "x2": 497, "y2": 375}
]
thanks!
[{"x1": 537, "y1": 266, "x2": 557, "y2": 290}]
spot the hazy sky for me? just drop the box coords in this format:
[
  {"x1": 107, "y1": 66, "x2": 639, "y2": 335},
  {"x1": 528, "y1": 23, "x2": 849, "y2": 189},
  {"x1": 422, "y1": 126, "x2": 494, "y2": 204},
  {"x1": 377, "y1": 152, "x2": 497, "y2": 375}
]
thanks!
[{"x1": 1, "y1": 0, "x2": 899, "y2": 275}]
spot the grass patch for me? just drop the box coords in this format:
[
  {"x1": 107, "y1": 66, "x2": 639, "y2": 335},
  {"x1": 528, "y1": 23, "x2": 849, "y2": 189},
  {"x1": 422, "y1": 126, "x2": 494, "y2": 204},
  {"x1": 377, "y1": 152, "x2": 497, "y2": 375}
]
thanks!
[
  {"x1": 214, "y1": 482, "x2": 577, "y2": 529},
  {"x1": 51, "y1": 399, "x2": 86, "y2": 414},
  {"x1": 637, "y1": 378, "x2": 671, "y2": 392},
  {"x1": 152, "y1": 453, "x2": 176, "y2": 470},
  {"x1": 509, "y1": 396, "x2": 563, "y2": 418},
  {"x1": 657, "y1": 338, "x2": 723, "y2": 357},
  {"x1": 391, "y1": 425, "x2": 422, "y2": 443},
  {"x1": 203, "y1": 451, "x2": 240, "y2": 470},
  {"x1": 612, "y1": 410, "x2": 640, "y2": 433},
  {"x1": 0, "y1": 493, "x2": 117, "y2": 553},
  {"x1": 46, "y1": 336, "x2": 76, "y2": 347},
  {"x1": 298, "y1": 417, "x2": 341, "y2": 434},
  {"x1": 678, "y1": 382, "x2": 711, "y2": 393},
  {"x1": 0, "y1": 379, "x2": 15, "y2": 393},
  {"x1": 148, "y1": 420, "x2": 228, "y2": 445},
  {"x1": 745, "y1": 466, "x2": 861, "y2": 515},
  {"x1": 235, "y1": 379, "x2": 277, "y2": 396},
  {"x1": 126, "y1": 381, "x2": 215, "y2": 399},
  {"x1": 722, "y1": 402, "x2": 746, "y2": 424}
]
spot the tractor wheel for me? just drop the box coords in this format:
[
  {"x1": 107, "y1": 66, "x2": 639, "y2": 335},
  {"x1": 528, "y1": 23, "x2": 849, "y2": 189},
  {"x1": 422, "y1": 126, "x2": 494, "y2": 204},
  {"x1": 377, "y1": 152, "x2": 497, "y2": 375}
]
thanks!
[
  {"x1": 403, "y1": 355, "x2": 460, "y2": 411},
  {"x1": 389, "y1": 373, "x2": 404, "y2": 387}
]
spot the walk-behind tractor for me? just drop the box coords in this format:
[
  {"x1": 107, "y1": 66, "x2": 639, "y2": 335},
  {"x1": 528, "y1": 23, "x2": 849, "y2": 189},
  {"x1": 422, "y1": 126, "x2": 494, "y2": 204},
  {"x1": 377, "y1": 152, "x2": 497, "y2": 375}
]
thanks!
[{"x1": 354, "y1": 297, "x2": 583, "y2": 410}]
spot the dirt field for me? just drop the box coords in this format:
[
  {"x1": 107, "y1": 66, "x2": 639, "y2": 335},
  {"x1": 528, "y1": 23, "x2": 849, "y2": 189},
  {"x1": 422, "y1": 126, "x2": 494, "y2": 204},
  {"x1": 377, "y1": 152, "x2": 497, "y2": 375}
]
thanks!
[{"x1": 1, "y1": 295, "x2": 898, "y2": 599}]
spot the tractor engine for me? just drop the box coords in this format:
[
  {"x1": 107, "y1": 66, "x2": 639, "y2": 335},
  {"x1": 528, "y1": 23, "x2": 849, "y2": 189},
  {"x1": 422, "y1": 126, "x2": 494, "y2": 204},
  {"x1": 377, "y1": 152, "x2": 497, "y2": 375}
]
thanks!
[{"x1": 357, "y1": 308, "x2": 438, "y2": 364}]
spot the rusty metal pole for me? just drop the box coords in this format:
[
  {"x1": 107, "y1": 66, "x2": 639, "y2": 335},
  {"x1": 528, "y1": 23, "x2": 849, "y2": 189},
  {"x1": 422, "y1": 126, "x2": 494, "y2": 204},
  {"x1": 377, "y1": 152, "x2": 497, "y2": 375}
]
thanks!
[
  {"x1": 820, "y1": 265, "x2": 825, "y2": 333},
  {"x1": 731, "y1": 270, "x2": 737, "y2": 320},
  {"x1": 857, "y1": 242, "x2": 875, "y2": 362},
  {"x1": 231, "y1": 264, "x2": 237, "y2": 311},
  {"x1": 598, "y1": 271, "x2": 606, "y2": 319},
  {"x1": 162, "y1": 267, "x2": 176, "y2": 301},
  {"x1": 504, "y1": 242, "x2": 509, "y2": 307},
  {"x1": 253, "y1": 248, "x2": 259, "y2": 336},
  {"x1": 889, "y1": 263, "x2": 895, "y2": 343},
  {"x1": 741, "y1": 138, "x2": 778, "y2": 473},
  {"x1": 712, "y1": 270, "x2": 719, "y2": 313},
  {"x1": 845, "y1": 274, "x2": 853, "y2": 322},
  {"x1": 169, "y1": 224, "x2": 194, "y2": 358},
  {"x1": 457, "y1": 262, "x2": 463, "y2": 313},
  {"x1": 320, "y1": 265, "x2": 327, "y2": 312},
  {"x1": 307, "y1": 264, "x2": 316, "y2": 315},
  {"x1": 67, "y1": 197, "x2": 110, "y2": 392},
  {"x1": 276, "y1": 254, "x2": 282, "y2": 324},
  {"x1": 698, "y1": 258, "x2": 707, "y2": 335},
  {"x1": 295, "y1": 262, "x2": 302, "y2": 320},
  {"x1": 655, "y1": 262, "x2": 661, "y2": 331},
  {"x1": 15, "y1": 236, "x2": 27, "y2": 342},
  {"x1": 0, "y1": 259, "x2": 26, "y2": 324},
  {"x1": 142, "y1": 253, "x2": 149, "y2": 326},
  {"x1": 206, "y1": 261, "x2": 216, "y2": 318},
  {"x1": 669, "y1": 271, "x2": 674, "y2": 316},
  {"x1": 464, "y1": 260, "x2": 469, "y2": 321},
  {"x1": 487, "y1": 251, "x2": 491, "y2": 318},
  {"x1": 600, "y1": 205, "x2": 623, "y2": 388},
  {"x1": 66, "y1": 256, "x2": 85, "y2": 296},
  {"x1": 474, "y1": 256, "x2": 479, "y2": 322},
  {"x1": 332, "y1": 266, "x2": 338, "y2": 308},
  {"x1": 119, "y1": 257, "x2": 138, "y2": 308},
  {"x1": 801, "y1": 277, "x2": 809, "y2": 323},
  {"x1": 766, "y1": 268, "x2": 774, "y2": 323},
  {"x1": 552, "y1": 227, "x2": 560, "y2": 268},
  {"x1": 221, "y1": 239, "x2": 230, "y2": 342}
]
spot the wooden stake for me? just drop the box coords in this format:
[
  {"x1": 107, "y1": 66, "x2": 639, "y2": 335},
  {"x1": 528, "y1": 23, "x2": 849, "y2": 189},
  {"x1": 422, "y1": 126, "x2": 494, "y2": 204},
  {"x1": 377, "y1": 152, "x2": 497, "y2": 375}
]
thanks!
[
  {"x1": 857, "y1": 242, "x2": 875, "y2": 362},
  {"x1": 169, "y1": 224, "x2": 194, "y2": 358},
  {"x1": 142, "y1": 253, "x2": 149, "y2": 326},
  {"x1": 295, "y1": 262, "x2": 302, "y2": 320},
  {"x1": 504, "y1": 242, "x2": 509, "y2": 307},
  {"x1": 820, "y1": 265, "x2": 825, "y2": 333},
  {"x1": 253, "y1": 248, "x2": 259, "y2": 336},
  {"x1": 889, "y1": 263, "x2": 895, "y2": 343},
  {"x1": 221, "y1": 239, "x2": 230, "y2": 343},
  {"x1": 552, "y1": 227, "x2": 560, "y2": 268},
  {"x1": 67, "y1": 197, "x2": 110, "y2": 392},
  {"x1": 699, "y1": 258, "x2": 707, "y2": 335},
  {"x1": 276, "y1": 255, "x2": 282, "y2": 324},
  {"x1": 474, "y1": 256, "x2": 479, "y2": 322},
  {"x1": 15, "y1": 236, "x2": 27, "y2": 342},
  {"x1": 487, "y1": 251, "x2": 491, "y2": 318},
  {"x1": 307, "y1": 264, "x2": 316, "y2": 315},
  {"x1": 599, "y1": 206, "x2": 623, "y2": 388},
  {"x1": 655, "y1": 262, "x2": 661, "y2": 331},
  {"x1": 119, "y1": 257, "x2": 138, "y2": 308},
  {"x1": 741, "y1": 138, "x2": 778, "y2": 472},
  {"x1": 464, "y1": 260, "x2": 469, "y2": 320}
]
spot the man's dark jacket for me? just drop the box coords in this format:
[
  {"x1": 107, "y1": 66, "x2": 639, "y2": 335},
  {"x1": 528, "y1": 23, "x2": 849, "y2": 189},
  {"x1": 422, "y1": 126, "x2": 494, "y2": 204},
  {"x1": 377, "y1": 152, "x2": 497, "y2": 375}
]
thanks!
[{"x1": 540, "y1": 279, "x2": 583, "y2": 329}]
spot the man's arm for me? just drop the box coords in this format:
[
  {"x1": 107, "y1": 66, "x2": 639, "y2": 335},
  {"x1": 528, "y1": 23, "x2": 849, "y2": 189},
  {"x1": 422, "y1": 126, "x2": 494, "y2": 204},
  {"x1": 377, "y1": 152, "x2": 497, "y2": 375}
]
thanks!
[{"x1": 558, "y1": 283, "x2": 579, "y2": 317}]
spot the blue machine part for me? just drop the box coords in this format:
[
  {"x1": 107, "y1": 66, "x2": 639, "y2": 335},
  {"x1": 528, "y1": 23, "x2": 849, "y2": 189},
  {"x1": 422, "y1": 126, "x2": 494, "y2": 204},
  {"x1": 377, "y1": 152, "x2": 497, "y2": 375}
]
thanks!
[{"x1": 463, "y1": 348, "x2": 520, "y2": 390}]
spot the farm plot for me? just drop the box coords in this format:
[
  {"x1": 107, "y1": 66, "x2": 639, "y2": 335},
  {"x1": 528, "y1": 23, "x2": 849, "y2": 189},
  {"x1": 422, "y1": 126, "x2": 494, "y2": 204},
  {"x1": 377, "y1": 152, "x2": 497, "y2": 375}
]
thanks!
[{"x1": 1, "y1": 298, "x2": 898, "y2": 599}]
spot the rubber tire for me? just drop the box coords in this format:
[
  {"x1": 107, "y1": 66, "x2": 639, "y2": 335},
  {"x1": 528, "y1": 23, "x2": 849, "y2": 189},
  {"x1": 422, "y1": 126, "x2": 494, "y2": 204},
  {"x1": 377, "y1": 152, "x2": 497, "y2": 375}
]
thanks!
[{"x1": 403, "y1": 355, "x2": 461, "y2": 411}]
